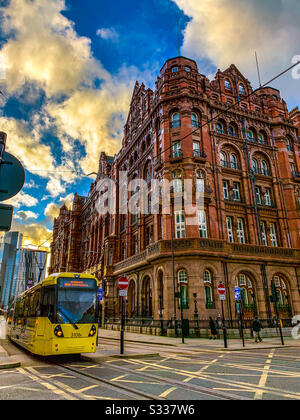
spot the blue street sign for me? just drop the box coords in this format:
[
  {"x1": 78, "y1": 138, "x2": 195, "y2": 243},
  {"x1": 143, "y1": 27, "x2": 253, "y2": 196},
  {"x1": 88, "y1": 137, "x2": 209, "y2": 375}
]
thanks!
[
  {"x1": 98, "y1": 288, "x2": 103, "y2": 301},
  {"x1": 234, "y1": 287, "x2": 241, "y2": 301}
]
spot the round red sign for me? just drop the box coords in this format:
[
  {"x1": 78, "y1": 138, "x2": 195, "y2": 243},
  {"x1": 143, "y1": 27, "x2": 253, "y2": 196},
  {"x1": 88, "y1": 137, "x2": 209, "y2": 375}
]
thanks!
[
  {"x1": 118, "y1": 277, "x2": 129, "y2": 290},
  {"x1": 217, "y1": 283, "x2": 226, "y2": 295}
]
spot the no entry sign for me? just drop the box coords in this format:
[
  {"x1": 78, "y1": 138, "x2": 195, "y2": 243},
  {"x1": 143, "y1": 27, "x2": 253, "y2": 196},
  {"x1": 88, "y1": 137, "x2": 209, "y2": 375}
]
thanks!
[
  {"x1": 217, "y1": 283, "x2": 226, "y2": 295},
  {"x1": 118, "y1": 277, "x2": 129, "y2": 290}
]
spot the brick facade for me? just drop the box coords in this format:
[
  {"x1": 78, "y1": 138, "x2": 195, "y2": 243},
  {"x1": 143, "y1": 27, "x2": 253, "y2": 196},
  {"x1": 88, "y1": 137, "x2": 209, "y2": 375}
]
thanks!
[{"x1": 50, "y1": 56, "x2": 300, "y2": 323}]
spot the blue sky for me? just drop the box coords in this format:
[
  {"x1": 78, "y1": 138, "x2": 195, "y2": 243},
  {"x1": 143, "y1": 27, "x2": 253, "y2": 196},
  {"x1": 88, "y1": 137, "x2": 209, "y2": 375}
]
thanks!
[{"x1": 0, "y1": 0, "x2": 299, "y2": 248}]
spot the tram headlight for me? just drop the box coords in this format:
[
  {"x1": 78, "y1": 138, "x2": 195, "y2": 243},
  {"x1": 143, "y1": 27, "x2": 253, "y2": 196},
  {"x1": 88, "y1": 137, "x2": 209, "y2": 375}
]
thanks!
[
  {"x1": 54, "y1": 325, "x2": 64, "y2": 337},
  {"x1": 89, "y1": 325, "x2": 96, "y2": 337}
]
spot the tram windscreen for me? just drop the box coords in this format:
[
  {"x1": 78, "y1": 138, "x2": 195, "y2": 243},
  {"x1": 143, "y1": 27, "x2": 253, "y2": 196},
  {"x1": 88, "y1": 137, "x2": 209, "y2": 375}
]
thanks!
[{"x1": 57, "y1": 278, "x2": 97, "y2": 324}]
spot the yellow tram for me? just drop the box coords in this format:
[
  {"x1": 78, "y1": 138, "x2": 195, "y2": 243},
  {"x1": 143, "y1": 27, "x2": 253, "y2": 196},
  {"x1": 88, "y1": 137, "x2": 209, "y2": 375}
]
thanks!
[{"x1": 8, "y1": 273, "x2": 99, "y2": 356}]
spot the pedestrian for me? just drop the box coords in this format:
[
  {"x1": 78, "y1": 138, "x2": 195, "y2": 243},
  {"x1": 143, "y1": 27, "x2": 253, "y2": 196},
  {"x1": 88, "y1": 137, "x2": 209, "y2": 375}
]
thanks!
[
  {"x1": 252, "y1": 316, "x2": 263, "y2": 343},
  {"x1": 209, "y1": 316, "x2": 217, "y2": 340}
]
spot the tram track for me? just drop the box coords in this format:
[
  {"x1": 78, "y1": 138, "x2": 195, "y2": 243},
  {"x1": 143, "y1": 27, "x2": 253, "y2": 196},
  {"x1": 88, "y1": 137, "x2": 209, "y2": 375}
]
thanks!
[
  {"x1": 56, "y1": 358, "x2": 248, "y2": 400},
  {"x1": 53, "y1": 362, "x2": 162, "y2": 400}
]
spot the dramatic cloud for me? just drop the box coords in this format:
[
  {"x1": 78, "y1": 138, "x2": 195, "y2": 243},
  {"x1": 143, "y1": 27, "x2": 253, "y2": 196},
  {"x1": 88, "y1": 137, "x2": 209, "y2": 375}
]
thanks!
[
  {"x1": 173, "y1": 0, "x2": 300, "y2": 106},
  {"x1": 0, "y1": 0, "x2": 107, "y2": 97},
  {"x1": 0, "y1": 0, "x2": 146, "y2": 179},
  {"x1": 0, "y1": 116, "x2": 55, "y2": 173}
]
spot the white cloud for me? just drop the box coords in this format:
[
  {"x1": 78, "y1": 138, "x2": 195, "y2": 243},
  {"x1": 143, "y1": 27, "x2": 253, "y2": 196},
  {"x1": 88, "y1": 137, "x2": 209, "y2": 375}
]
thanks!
[
  {"x1": 6, "y1": 191, "x2": 38, "y2": 209},
  {"x1": 173, "y1": 0, "x2": 300, "y2": 107},
  {"x1": 96, "y1": 28, "x2": 119, "y2": 42},
  {"x1": 15, "y1": 210, "x2": 38, "y2": 220}
]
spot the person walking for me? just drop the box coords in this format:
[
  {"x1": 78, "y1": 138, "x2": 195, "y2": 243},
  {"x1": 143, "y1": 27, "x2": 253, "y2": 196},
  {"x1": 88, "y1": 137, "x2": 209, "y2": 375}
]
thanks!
[
  {"x1": 209, "y1": 316, "x2": 218, "y2": 340},
  {"x1": 252, "y1": 316, "x2": 263, "y2": 343}
]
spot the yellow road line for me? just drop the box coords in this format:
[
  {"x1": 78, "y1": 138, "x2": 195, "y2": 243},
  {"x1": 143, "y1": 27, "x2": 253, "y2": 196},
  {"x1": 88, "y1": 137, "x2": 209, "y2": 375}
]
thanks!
[
  {"x1": 159, "y1": 387, "x2": 177, "y2": 398},
  {"x1": 254, "y1": 349, "x2": 275, "y2": 400},
  {"x1": 18, "y1": 367, "x2": 78, "y2": 400},
  {"x1": 123, "y1": 357, "x2": 300, "y2": 399}
]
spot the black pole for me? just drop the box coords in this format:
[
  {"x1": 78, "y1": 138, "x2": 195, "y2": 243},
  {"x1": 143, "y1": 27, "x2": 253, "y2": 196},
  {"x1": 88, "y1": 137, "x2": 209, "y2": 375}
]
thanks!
[
  {"x1": 238, "y1": 301, "x2": 245, "y2": 347},
  {"x1": 221, "y1": 299, "x2": 228, "y2": 348},
  {"x1": 271, "y1": 280, "x2": 285, "y2": 346},
  {"x1": 180, "y1": 284, "x2": 184, "y2": 344},
  {"x1": 120, "y1": 296, "x2": 125, "y2": 354}
]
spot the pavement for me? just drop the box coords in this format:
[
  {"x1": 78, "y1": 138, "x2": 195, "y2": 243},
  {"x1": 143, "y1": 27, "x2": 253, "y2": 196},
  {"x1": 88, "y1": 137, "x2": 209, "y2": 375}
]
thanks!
[{"x1": 96, "y1": 327, "x2": 300, "y2": 352}]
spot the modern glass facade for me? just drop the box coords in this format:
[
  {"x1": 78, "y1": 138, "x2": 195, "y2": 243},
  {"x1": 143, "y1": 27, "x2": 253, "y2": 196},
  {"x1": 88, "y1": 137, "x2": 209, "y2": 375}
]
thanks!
[{"x1": 0, "y1": 232, "x2": 48, "y2": 309}]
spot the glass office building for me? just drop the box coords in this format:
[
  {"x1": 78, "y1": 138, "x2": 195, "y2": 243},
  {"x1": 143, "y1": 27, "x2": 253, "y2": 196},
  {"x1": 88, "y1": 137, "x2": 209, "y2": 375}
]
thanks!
[{"x1": 0, "y1": 232, "x2": 47, "y2": 309}]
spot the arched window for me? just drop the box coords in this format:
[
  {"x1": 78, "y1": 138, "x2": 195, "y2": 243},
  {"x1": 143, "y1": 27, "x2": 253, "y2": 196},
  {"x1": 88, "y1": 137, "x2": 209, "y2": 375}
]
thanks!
[
  {"x1": 230, "y1": 153, "x2": 239, "y2": 169},
  {"x1": 172, "y1": 170, "x2": 182, "y2": 193},
  {"x1": 203, "y1": 270, "x2": 212, "y2": 283},
  {"x1": 203, "y1": 270, "x2": 213, "y2": 309},
  {"x1": 178, "y1": 269, "x2": 189, "y2": 309},
  {"x1": 239, "y1": 84, "x2": 246, "y2": 95},
  {"x1": 198, "y1": 210, "x2": 207, "y2": 238},
  {"x1": 229, "y1": 124, "x2": 237, "y2": 137},
  {"x1": 225, "y1": 79, "x2": 232, "y2": 91},
  {"x1": 258, "y1": 132, "x2": 267, "y2": 145},
  {"x1": 220, "y1": 151, "x2": 227, "y2": 167},
  {"x1": 216, "y1": 122, "x2": 224, "y2": 134},
  {"x1": 191, "y1": 112, "x2": 199, "y2": 128},
  {"x1": 261, "y1": 160, "x2": 269, "y2": 176},
  {"x1": 196, "y1": 170, "x2": 205, "y2": 193},
  {"x1": 171, "y1": 112, "x2": 180, "y2": 128},
  {"x1": 273, "y1": 276, "x2": 289, "y2": 309},
  {"x1": 252, "y1": 158, "x2": 259, "y2": 174},
  {"x1": 286, "y1": 137, "x2": 294, "y2": 152},
  {"x1": 235, "y1": 273, "x2": 255, "y2": 310},
  {"x1": 247, "y1": 129, "x2": 255, "y2": 141}
]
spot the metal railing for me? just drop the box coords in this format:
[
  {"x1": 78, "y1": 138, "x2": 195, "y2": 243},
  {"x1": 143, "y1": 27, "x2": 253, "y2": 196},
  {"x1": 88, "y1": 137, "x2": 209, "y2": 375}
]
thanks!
[{"x1": 103, "y1": 317, "x2": 294, "y2": 337}]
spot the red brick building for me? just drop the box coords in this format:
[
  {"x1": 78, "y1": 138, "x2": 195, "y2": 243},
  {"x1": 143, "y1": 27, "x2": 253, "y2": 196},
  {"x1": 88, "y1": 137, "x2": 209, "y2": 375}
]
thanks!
[{"x1": 50, "y1": 57, "x2": 300, "y2": 325}]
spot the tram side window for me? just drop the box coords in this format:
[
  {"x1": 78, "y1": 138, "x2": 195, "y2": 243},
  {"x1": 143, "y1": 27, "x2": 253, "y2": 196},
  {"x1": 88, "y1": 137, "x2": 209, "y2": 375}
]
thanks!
[
  {"x1": 40, "y1": 286, "x2": 55, "y2": 321},
  {"x1": 28, "y1": 290, "x2": 41, "y2": 317},
  {"x1": 24, "y1": 295, "x2": 30, "y2": 318},
  {"x1": 13, "y1": 299, "x2": 21, "y2": 322},
  {"x1": 14, "y1": 298, "x2": 24, "y2": 324}
]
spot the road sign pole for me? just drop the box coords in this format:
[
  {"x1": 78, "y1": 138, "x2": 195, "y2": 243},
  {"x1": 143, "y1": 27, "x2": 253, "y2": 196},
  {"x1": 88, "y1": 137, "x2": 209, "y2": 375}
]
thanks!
[
  {"x1": 118, "y1": 277, "x2": 128, "y2": 355},
  {"x1": 221, "y1": 299, "x2": 228, "y2": 349},
  {"x1": 239, "y1": 301, "x2": 245, "y2": 347},
  {"x1": 271, "y1": 280, "x2": 284, "y2": 346},
  {"x1": 120, "y1": 296, "x2": 125, "y2": 354}
]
